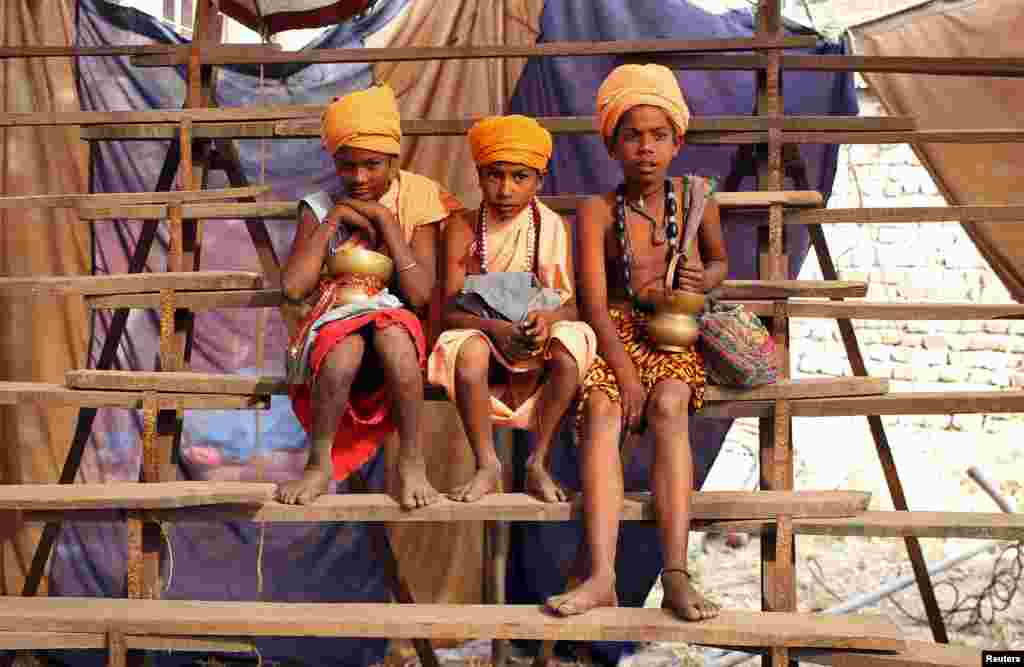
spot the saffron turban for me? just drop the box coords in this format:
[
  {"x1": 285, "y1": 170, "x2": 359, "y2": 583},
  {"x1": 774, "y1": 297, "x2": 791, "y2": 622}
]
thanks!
[
  {"x1": 467, "y1": 115, "x2": 553, "y2": 171},
  {"x1": 595, "y1": 63, "x2": 691, "y2": 152},
  {"x1": 321, "y1": 84, "x2": 402, "y2": 157}
]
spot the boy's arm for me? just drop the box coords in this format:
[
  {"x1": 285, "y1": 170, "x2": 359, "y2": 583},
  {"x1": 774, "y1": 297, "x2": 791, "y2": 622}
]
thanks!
[
  {"x1": 698, "y1": 198, "x2": 729, "y2": 291},
  {"x1": 577, "y1": 196, "x2": 645, "y2": 429},
  {"x1": 282, "y1": 205, "x2": 334, "y2": 303}
]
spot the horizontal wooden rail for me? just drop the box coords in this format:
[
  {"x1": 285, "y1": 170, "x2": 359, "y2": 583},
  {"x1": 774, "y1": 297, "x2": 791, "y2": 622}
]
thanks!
[
  {"x1": 785, "y1": 205, "x2": 1024, "y2": 226},
  {"x1": 0, "y1": 631, "x2": 254, "y2": 653},
  {"x1": 652, "y1": 54, "x2": 1024, "y2": 77},
  {"x1": 781, "y1": 300, "x2": 1024, "y2": 320},
  {"x1": 127, "y1": 35, "x2": 820, "y2": 68},
  {"x1": 3, "y1": 484, "x2": 869, "y2": 521},
  {"x1": 0, "y1": 597, "x2": 905, "y2": 649},
  {"x1": 64, "y1": 372, "x2": 888, "y2": 403},
  {"x1": 0, "y1": 44, "x2": 279, "y2": 59},
  {"x1": 699, "y1": 390, "x2": 1024, "y2": 419},
  {"x1": 72, "y1": 192, "x2": 822, "y2": 221},
  {"x1": 793, "y1": 639, "x2": 980, "y2": 667},
  {"x1": 711, "y1": 511, "x2": 1024, "y2": 541},
  {"x1": 0, "y1": 186, "x2": 270, "y2": 210},
  {"x1": 0, "y1": 382, "x2": 268, "y2": 410},
  {"x1": 0, "y1": 271, "x2": 263, "y2": 296}
]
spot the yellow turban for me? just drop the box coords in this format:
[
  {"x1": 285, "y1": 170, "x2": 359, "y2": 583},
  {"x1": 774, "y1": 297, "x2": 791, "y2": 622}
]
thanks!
[
  {"x1": 595, "y1": 64, "x2": 690, "y2": 152},
  {"x1": 467, "y1": 115, "x2": 553, "y2": 172},
  {"x1": 321, "y1": 84, "x2": 402, "y2": 157}
]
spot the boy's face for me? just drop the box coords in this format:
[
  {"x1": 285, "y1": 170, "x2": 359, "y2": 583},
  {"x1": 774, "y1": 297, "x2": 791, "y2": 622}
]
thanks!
[
  {"x1": 334, "y1": 146, "x2": 394, "y2": 201},
  {"x1": 612, "y1": 105, "x2": 682, "y2": 184},
  {"x1": 477, "y1": 161, "x2": 545, "y2": 221}
]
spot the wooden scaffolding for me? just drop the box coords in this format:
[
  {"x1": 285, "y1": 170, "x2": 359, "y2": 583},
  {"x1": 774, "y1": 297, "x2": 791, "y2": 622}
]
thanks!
[{"x1": 2, "y1": 1, "x2": 1024, "y2": 666}]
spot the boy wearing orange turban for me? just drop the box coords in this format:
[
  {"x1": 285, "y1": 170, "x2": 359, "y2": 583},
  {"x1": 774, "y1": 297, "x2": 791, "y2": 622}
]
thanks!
[
  {"x1": 545, "y1": 65, "x2": 729, "y2": 621},
  {"x1": 279, "y1": 84, "x2": 460, "y2": 510},
  {"x1": 427, "y1": 115, "x2": 596, "y2": 504}
]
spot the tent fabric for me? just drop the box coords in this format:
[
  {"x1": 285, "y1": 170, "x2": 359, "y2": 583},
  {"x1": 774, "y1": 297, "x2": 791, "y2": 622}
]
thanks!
[
  {"x1": 218, "y1": 0, "x2": 374, "y2": 36},
  {"x1": 851, "y1": 0, "x2": 1024, "y2": 303},
  {"x1": 0, "y1": 0, "x2": 90, "y2": 596}
]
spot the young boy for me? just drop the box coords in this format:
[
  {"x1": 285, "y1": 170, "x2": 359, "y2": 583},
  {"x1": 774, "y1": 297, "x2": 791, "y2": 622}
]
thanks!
[
  {"x1": 279, "y1": 84, "x2": 460, "y2": 509},
  {"x1": 545, "y1": 65, "x2": 728, "y2": 621},
  {"x1": 428, "y1": 115, "x2": 596, "y2": 503}
]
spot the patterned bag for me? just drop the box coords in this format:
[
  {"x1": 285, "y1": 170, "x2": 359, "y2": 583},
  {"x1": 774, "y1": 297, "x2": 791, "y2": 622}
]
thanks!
[{"x1": 699, "y1": 297, "x2": 779, "y2": 388}]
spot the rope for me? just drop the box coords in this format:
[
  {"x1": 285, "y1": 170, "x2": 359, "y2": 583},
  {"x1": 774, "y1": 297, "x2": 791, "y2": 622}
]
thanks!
[
  {"x1": 256, "y1": 520, "x2": 266, "y2": 596},
  {"x1": 160, "y1": 521, "x2": 175, "y2": 592}
]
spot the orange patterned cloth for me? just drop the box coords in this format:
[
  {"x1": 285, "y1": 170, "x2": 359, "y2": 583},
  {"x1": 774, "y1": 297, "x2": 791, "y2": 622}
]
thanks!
[{"x1": 577, "y1": 307, "x2": 705, "y2": 428}]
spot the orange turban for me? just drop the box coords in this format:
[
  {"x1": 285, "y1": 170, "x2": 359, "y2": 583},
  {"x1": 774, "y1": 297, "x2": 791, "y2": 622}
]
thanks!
[
  {"x1": 467, "y1": 115, "x2": 553, "y2": 171},
  {"x1": 595, "y1": 64, "x2": 690, "y2": 152},
  {"x1": 321, "y1": 84, "x2": 402, "y2": 157}
]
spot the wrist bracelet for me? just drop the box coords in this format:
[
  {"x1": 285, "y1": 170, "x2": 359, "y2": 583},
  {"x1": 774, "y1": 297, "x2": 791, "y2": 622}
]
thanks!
[{"x1": 397, "y1": 261, "x2": 417, "y2": 273}]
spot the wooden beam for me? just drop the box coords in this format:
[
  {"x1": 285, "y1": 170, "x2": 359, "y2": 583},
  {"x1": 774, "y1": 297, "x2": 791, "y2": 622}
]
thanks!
[
  {"x1": 784, "y1": 300, "x2": 1024, "y2": 320},
  {"x1": 0, "y1": 271, "x2": 263, "y2": 296},
  {"x1": 717, "y1": 280, "x2": 867, "y2": 299},
  {"x1": 0, "y1": 630, "x2": 255, "y2": 653},
  {"x1": 0, "y1": 44, "x2": 278, "y2": 60},
  {"x1": 782, "y1": 129, "x2": 1024, "y2": 144},
  {"x1": 8, "y1": 486, "x2": 868, "y2": 521},
  {"x1": 65, "y1": 371, "x2": 887, "y2": 404},
  {"x1": 785, "y1": 205, "x2": 1024, "y2": 225},
  {"x1": 75, "y1": 201, "x2": 296, "y2": 221},
  {"x1": 713, "y1": 511, "x2": 1024, "y2": 542},
  {"x1": 698, "y1": 390, "x2": 1024, "y2": 419},
  {"x1": 0, "y1": 382, "x2": 268, "y2": 410},
  {"x1": 128, "y1": 35, "x2": 819, "y2": 68},
  {"x1": 0, "y1": 186, "x2": 270, "y2": 210},
  {"x1": 86, "y1": 288, "x2": 285, "y2": 310},
  {"x1": 0, "y1": 597, "x2": 904, "y2": 649},
  {"x1": 781, "y1": 55, "x2": 1024, "y2": 77},
  {"x1": 792, "y1": 640, "x2": 979, "y2": 667}
]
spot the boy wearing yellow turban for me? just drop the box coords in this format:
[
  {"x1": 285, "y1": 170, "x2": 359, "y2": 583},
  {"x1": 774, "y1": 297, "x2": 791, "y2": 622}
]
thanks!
[
  {"x1": 427, "y1": 115, "x2": 596, "y2": 504},
  {"x1": 279, "y1": 84, "x2": 460, "y2": 510},
  {"x1": 545, "y1": 65, "x2": 729, "y2": 621}
]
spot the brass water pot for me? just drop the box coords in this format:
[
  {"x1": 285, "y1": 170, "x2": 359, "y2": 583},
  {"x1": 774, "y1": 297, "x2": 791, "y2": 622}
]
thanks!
[
  {"x1": 325, "y1": 246, "x2": 394, "y2": 306},
  {"x1": 647, "y1": 288, "x2": 705, "y2": 352}
]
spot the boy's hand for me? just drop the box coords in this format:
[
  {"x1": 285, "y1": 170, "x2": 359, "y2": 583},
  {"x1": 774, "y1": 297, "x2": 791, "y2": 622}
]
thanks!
[
  {"x1": 676, "y1": 256, "x2": 706, "y2": 293},
  {"x1": 521, "y1": 310, "x2": 554, "y2": 346},
  {"x1": 493, "y1": 321, "x2": 536, "y2": 362},
  {"x1": 328, "y1": 203, "x2": 377, "y2": 248},
  {"x1": 619, "y1": 373, "x2": 648, "y2": 435}
]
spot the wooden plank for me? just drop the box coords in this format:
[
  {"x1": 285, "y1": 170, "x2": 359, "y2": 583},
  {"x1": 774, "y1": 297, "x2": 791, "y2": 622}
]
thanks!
[
  {"x1": 785, "y1": 205, "x2": 1024, "y2": 226},
  {"x1": 711, "y1": 377, "x2": 887, "y2": 402},
  {"x1": 717, "y1": 280, "x2": 868, "y2": 299},
  {"x1": 0, "y1": 271, "x2": 262, "y2": 296},
  {"x1": 783, "y1": 129, "x2": 1024, "y2": 144},
  {"x1": 0, "y1": 44, "x2": 276, "y2": 59},
  {"x1": 0, "y1": 597, "x2": 905, "y2": 650},
  {"x1": 781, "y1": 55, "x2": 1024, "y2": 77},
  {"x1": 793, "y1": 639, "x2": 980, "y2": 667},
  {"x1": 712, "y1": 511, "x2": 1024, "y2": 541},
  {"x1": 75, "y1": 201, "x2": 296, "y2": 221},
  {"x1": 0, "y1": 186, "x2": 270, "y2": 210},
  {"x1": 0, "y1": 481, "x2": 272, "y2": 511},
  {"x1": 65, "y1": 370, "x2": 287, "y2": 395},
  {"x1": 65, "y1": 370, "x2": 886, "y2": 402},
  {"x1": 716, "y1": 190, "x2": 823, "y2": 208},
  {"x1": 697, "y1": 390, "x2": 1024, "y2": 419},
  {"x1": 128, "y1": 36, "x2": 819, "y2": 68},
  {"x1": 0, "y1": 382, "x2": 268, "y2": 410},
  {"x1": 784, "y1": 300, "x2": 1024, "y2": 320},
  {"x1": 11, "y1": 488, "x2": 868, "y2": 522},
  {"x1": 0, "y1": 631, "x2": 253, "y2": 653},
  {"x1": 86, "y1": 288, "x2": 285, "y2": 310}
]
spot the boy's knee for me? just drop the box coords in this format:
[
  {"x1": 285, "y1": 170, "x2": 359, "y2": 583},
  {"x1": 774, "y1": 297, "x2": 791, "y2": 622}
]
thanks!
[
  {"x1": 547, "y1": 343, "x2": 579, "y2": 379},
  {"x1": 454, "y1": 335, "x2": 491, "y2": 384},
  {"x1": 316, "y1": 360, "x2": 359, "y2": 397},
  {"x1": 647, "y1": 382, "x2": 691, "y2": 421},
  {"x1": 585, "y1": 391, "x2": 621, "y2": 424}
]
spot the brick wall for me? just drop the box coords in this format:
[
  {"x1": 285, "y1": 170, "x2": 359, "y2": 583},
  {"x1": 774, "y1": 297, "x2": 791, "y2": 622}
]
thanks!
[{"x1": 790, "y1": 91, "x2": 1024, "y2": 430}]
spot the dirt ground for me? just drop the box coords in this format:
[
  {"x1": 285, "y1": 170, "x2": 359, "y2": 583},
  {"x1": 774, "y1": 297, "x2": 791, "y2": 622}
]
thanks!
[{"x1": 399, "y1": 415, "x2": 1024, "y2": 667}]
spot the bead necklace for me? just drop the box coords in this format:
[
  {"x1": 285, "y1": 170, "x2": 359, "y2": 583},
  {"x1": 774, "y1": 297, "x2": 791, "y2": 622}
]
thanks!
[
  {"x1": 614, "y1": 178, "x2": 679, "y2": 311},
  {"x1": 476, "y1": 198, "x2": 541, "y2": 274}
]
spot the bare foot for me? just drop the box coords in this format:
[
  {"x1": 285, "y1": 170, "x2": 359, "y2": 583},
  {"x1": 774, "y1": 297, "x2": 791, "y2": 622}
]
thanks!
[
  {"x1": 396, "y1": 457, "x2": 441, "y2": 510},
  {"x1": 447, "y1": 462, "x2": 501, "y2": 503},
  {"x1": 661, "y1": 569, "x2": 719, "y2": 621},
  {"x1": 525, "y1": 458, "x2": 569, "y2": 503},
  {"x1": 275, "y1": 468, "x2": 331, "y2": 505},
  {"x1": 544, "y1": 574, "x2": 618, "y2": 616}
]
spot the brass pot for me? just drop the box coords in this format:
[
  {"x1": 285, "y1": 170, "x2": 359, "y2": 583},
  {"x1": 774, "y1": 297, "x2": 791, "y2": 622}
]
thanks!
[
  {"x1": 325, "y1": 246, "x2": 394, "y2": 306},
  {"x1": 647, "y1": 288, "x2": 705, "y2": 352}
]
